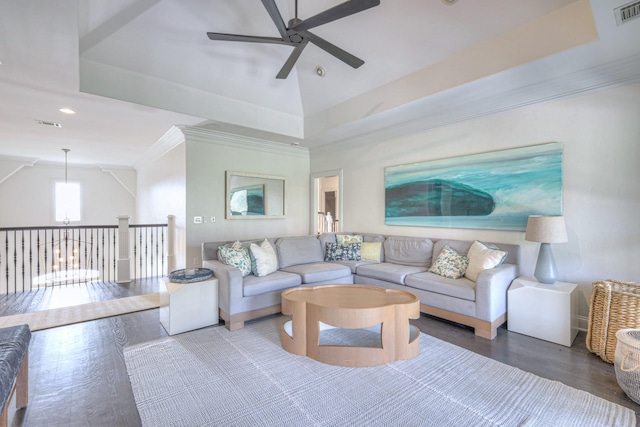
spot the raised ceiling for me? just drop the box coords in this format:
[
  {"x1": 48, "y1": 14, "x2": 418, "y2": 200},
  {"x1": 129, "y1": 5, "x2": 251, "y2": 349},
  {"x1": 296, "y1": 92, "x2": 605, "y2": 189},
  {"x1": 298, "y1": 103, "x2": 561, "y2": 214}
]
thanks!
[{"x1": 1, "y1": 0, "x2": 640, "y2": 167}]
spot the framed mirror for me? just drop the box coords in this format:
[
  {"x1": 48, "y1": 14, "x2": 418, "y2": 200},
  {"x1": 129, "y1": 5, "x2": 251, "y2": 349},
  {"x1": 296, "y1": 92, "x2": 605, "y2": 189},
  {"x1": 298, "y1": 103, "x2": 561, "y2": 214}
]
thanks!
[{"x1": 226, "y1": 171, "x2": 286, "y2": 219}]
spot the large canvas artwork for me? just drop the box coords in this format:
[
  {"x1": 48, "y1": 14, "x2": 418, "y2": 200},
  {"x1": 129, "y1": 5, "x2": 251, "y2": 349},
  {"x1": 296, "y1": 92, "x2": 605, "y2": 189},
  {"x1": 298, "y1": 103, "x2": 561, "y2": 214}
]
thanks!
[{"x1": 385, "y1": 142, "x2": 563, "y2": 231}]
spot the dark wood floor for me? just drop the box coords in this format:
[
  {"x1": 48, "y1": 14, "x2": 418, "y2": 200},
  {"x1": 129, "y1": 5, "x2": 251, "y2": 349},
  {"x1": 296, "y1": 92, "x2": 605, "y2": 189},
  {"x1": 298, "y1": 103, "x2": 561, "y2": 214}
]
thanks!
[{"x1": 1, "y1": 280, "x2": 638, "y2": 426}]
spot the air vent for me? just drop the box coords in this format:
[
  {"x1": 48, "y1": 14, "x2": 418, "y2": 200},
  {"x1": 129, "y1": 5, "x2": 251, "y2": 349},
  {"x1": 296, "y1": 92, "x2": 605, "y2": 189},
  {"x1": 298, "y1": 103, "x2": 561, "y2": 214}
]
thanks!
[
  {"x1": 615, "y1": 1, "x2": 640, "y2": 26},
  {"x1": 35, "y1": 120, "x2": 62, "y2": 128}
]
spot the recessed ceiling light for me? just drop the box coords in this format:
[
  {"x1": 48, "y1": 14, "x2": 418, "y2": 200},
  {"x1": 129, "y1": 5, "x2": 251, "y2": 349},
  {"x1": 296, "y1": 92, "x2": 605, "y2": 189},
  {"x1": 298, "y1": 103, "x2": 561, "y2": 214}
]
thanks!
[
  {"x1": 59, "y1": 108, "x2": 75, "y2": 114},
  {"x1": 315, "y1": 66, "x2": 326, "y2": 77}
]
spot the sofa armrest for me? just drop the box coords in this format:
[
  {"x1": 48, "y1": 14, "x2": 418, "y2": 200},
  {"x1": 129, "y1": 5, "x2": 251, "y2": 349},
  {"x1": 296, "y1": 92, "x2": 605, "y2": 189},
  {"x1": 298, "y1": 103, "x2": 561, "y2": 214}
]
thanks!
[
  {"x1": 474, "y1": 263, "x2": 518, "y2": 322},
  {"x1": 202, "y1": 259, "x2": 243, "y2": 315}
]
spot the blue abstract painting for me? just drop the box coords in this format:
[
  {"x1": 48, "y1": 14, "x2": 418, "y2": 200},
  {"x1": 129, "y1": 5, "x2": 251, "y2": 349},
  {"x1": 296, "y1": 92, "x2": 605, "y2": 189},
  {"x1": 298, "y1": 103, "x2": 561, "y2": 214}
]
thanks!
[{"x1": 385, "y1": 143, "x2": 563, "y2": 231}]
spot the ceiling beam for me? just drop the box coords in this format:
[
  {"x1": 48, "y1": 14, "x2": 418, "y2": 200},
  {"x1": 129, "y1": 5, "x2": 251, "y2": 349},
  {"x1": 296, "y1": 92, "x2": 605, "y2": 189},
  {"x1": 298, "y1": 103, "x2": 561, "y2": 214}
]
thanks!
[{"x1": 79, "y1": 0, "x2": 162, "y2": 54}]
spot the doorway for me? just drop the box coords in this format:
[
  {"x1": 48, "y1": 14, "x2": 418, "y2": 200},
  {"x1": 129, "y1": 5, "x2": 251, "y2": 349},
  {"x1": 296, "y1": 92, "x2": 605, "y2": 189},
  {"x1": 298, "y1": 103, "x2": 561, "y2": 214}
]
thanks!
[{"x1": 311, "y1": 170, "x2": 342, "y2": 235}]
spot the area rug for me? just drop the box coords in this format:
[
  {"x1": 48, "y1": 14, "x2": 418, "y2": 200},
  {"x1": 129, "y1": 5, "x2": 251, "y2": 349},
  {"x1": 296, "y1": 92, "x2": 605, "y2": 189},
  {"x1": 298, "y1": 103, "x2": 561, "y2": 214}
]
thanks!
[
  {"x1": 124, "y1": 316, "x2": 635, "y2": 427},
  {"x1": 0, "y1": 293, "x2": 159, "y2": 331}
]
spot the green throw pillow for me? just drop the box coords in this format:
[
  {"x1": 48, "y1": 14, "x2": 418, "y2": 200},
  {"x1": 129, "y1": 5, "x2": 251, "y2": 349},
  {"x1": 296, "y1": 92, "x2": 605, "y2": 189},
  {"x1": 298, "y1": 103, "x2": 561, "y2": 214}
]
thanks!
[
  {"x1": 218, "y1": 241, "x2": 252, "y2": 277},
  {"x1": 428, "y1": 245, "x2": 469, "y2": 279}
]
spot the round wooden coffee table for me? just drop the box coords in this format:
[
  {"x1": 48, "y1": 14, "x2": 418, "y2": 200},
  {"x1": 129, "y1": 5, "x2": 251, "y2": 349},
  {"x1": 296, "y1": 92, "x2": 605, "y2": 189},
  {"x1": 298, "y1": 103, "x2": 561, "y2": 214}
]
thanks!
[{"x1": 280, "y1": 284, "x2": 420, "y2": 367}]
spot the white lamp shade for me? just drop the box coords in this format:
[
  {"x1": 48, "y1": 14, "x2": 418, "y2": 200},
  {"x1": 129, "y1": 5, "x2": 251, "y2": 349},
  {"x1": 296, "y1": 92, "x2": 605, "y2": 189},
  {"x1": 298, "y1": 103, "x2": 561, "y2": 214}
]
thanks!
[{"x1": 525, "y1": 215, "x2": 568, "y2": 243}]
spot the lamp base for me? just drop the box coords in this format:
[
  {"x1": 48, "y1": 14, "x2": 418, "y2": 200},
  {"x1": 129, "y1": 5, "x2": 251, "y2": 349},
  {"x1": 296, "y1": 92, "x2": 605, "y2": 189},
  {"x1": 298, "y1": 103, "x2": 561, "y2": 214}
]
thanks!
[{"x1": 534, "y1": 243, "x2": 558, "y2": 284}]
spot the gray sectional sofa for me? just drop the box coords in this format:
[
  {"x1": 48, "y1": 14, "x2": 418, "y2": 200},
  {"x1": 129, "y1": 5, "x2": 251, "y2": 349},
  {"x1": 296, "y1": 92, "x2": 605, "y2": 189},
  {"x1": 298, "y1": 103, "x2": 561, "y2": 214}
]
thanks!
[{"x1": 202, "y1": 233, "x2": 519, "y2": 339}]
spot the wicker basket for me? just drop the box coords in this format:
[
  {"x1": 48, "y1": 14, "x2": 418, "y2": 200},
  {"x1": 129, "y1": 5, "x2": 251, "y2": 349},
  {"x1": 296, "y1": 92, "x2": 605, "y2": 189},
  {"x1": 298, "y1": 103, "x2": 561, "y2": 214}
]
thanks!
[
  {"x1": 614, "y1": 329, "x2": 640, "y2": 404},
  {"x1": 586, "y1": 280, "x2": 640, "y2": 364}
]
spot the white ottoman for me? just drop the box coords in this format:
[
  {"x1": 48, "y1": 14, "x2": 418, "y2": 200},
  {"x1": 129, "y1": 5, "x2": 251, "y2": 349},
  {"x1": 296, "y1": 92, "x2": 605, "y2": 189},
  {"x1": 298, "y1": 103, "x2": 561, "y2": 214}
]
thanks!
[{"x1": 160, "y1": 277, "x2": 218, "y2": 335}]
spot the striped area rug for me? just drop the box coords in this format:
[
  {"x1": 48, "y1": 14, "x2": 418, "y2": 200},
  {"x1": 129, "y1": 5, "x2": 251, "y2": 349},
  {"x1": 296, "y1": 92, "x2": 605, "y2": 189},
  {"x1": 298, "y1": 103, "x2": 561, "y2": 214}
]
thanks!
[
  {"x1": 0, "y1": 293, "x2": 159, "y2": 331},
  {"x1": 124, "y1": 315, "x2": 635, "y2": 426}
]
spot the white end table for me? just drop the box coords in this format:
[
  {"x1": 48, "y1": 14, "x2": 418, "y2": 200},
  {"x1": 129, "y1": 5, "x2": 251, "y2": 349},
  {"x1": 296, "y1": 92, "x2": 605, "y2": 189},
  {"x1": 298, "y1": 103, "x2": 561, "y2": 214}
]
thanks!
[
  {"x1": 160, "y1": 277, "x2": 218, "y2": 335},
  {"x1": 507, "y1": 277, "x2": 578, "y2": 346}
]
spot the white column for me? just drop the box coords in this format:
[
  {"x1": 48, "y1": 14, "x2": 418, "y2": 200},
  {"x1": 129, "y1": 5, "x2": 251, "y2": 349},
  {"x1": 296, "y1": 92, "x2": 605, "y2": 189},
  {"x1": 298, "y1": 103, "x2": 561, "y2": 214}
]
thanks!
[
  {"x1": 167, "y1": 215, "x2": 176, "y2": 274},
  {"x1": 116, "y1": 215, "x2": 131, "y2": 283}
]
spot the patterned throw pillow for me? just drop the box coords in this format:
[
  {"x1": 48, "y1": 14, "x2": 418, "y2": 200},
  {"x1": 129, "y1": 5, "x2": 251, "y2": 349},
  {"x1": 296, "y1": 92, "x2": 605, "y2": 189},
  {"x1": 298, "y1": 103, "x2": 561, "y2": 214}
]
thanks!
[
  {"x1": 325, "y1": 243, "x2": 361, "y2": 261},
  {"x1": 428, "y1": 245, "x2": 469, "y2": 279},
  {"x1": 218, "y1": 241, "x2": 252, "y2": 277},
  {"x1": 249, "y1": 239, "x2": 278, "y2": 277},
  {"x1": 464, "y1": 240, "x2": 507, "y2": 282},
  {"x1": 336, "y1": 234, "x2": 363, "y2": 245}
]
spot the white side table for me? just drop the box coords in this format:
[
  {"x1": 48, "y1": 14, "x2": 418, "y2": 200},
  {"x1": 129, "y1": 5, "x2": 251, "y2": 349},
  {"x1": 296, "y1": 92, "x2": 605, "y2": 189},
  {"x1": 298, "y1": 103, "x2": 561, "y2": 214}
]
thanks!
[
  {"x1": 507, "y1": 277, "x2": 578, "y2": 346},
  {"x1": 160, "y1": 277, "x2": 218, "y2": 335}
]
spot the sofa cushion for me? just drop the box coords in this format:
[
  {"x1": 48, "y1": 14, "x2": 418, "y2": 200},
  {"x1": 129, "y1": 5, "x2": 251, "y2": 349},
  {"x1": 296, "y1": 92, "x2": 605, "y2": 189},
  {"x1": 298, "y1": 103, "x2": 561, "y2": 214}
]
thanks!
[
  {"x1": 243, "y1": 270, "x2": 302, "y2": 297},
  {"x1": 281, "y1": 262, "x2": 352, "y2": 284},
  {"x1": 328, "y1": 260, "x2": 376, "y2": 274},
  {"x1": 276, "y1": 236, "x2": 324, "y2": 269},
  {"x1": 405, "y1": 272, "x2": 476, "y2": 301},
  {"x1": 428, "y1": 246, "x2": 469, "y2": 279},
  {"x1": 383, "y1": 236, "x2": 433, "y2": 267},
  {"x1": 249, "y1": 239, "x2": 278, "y2": 277},
  {"x1": 218, "y1": 241, "x2": 252, "y2": 277},
  {"x1": 325, "y1": 243, "x2": 361, "y2": 261},
  {"x1": 356, "y1": 263, "x2": 427, "y2": 285}
]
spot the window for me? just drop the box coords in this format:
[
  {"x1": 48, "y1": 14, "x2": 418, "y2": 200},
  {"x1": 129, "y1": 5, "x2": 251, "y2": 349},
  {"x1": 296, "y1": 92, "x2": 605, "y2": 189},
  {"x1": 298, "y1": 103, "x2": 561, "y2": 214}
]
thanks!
[{"x1": 55, "y1": 181, "x2": 81, "y2": 223}]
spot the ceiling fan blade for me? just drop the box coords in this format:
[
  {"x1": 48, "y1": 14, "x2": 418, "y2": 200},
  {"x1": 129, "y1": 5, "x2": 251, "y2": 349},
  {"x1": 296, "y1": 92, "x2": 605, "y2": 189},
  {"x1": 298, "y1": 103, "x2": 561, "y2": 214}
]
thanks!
[
  {"x1": 302, "y1": 31, "x2": 364, "y2": 69},
  {"x1": 276, "y1": 42, "x2": 309, "y2": 79},
  {"x1": 260, "y1": 0, "x2": 288, "y2": 39},
  {"x1": 291, "y1": 0, "x2": 380, "y2": 32},
  {"x1": 207, "y1": 32, "x2": 294, "y2": 46}
]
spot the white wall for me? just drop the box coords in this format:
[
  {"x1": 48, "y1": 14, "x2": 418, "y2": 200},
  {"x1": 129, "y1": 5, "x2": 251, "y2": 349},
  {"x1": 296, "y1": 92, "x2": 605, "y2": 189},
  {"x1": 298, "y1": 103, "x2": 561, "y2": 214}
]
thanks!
[
  {"x1": 183, "y1": 127, "x2": 310, "y2": 268},
  {"x1": 0, "y1": 158, "x2": 136, "y2": 227},
  {"x1": 310, "y1": 82, "x2": 640, "y2": 323},
  {"x1": 135, "y1": 127, "x2": 310, "y2": 271},
  {"x1": 136, "y1": 141, "x2": 187, "y2": 269}
]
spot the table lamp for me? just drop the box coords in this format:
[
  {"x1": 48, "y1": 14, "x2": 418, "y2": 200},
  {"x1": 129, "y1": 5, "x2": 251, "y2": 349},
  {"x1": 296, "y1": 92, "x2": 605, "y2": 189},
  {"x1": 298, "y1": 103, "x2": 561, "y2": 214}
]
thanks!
[{"x1": 525, "y1": 215, "x2": 568, "y2": 284}]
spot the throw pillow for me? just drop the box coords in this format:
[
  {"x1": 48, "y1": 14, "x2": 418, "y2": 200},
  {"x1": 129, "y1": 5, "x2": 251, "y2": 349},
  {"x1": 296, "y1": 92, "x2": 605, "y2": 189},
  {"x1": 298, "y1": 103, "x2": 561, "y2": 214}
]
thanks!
[
  {"x1": 360, "y1": 242, "x2": 382, "y2": 262},
  {"x1": 218, "y1": 241, "x2": 251, "y2": 277},
  {"x1": 336, "y1": 234, "x2": 363, "y2": 245},
  {"x1": 249, "y1": 239, "x2": 278, "y2": 277},
  {"x1": 428, "y1": 246, "x2": 468, "y2": 279},
  {"x1": 325, "y1": 243, "x2": 361, "y2": 261},
  {"x1": 464, "y1": 240, "x2": 508, "y2": 282}
]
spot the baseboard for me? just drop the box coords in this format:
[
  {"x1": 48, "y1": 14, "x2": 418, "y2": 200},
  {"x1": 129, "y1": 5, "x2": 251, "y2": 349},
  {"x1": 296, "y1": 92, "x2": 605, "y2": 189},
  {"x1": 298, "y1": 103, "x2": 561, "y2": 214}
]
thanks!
[{"x1": 577, "y1": 315, "x2": 589, "y2": 332}]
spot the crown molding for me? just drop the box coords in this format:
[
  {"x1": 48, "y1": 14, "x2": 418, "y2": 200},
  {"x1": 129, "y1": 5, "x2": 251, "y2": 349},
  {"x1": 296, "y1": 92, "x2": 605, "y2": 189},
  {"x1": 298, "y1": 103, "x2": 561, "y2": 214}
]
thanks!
[
  {"x1": 134, "y1": 125, "x2": 186, "y2": 170},
  {"x1": 181, "y1": 126, "x2": 309, "y2": 159}
]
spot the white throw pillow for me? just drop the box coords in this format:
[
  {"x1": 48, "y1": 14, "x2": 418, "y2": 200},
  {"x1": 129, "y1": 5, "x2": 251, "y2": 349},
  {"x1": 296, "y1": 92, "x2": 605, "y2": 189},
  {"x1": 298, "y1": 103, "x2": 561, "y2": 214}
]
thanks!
[
  {"x1": 464, "y1": 240, "x2": 507, "y2": 282},
  {"x1": 249, "y1": 239, "x2": 278, "y2": 277}
]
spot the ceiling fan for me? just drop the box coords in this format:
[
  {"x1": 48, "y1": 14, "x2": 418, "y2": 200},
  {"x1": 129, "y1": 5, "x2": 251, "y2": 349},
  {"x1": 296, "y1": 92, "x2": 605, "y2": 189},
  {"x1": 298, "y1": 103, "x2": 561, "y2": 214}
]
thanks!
[{"x1": 207, "y1": 0, "x2": 380, "y2": 79}]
